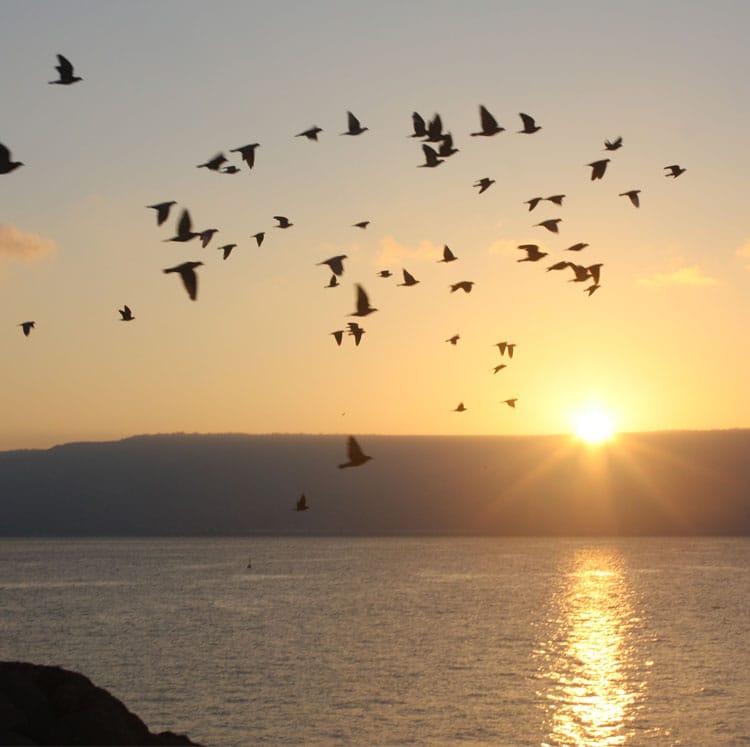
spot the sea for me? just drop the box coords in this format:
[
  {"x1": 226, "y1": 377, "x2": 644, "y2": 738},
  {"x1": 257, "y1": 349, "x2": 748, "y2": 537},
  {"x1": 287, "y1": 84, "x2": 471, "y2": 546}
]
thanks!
[{"x1": 1, "y1": 537, "x2": 748, "y2": 746}]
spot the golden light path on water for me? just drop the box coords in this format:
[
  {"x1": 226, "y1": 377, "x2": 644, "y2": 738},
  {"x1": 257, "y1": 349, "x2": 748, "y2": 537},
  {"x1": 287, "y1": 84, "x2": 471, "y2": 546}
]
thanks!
[{"x1": 536, "y1": 548, "x2": 649, "y2": 746}]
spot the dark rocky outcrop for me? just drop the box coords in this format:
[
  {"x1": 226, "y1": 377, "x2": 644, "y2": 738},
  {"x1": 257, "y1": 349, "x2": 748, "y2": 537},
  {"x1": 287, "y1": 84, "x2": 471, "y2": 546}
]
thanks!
[{"x1": 0, "y1": 662, "x2": 201, "y2": 746}]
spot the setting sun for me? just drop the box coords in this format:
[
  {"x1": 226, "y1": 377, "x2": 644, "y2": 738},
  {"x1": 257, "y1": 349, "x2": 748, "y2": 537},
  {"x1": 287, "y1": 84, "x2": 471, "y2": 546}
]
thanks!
[{"x1": 573, "y1": 410, "x2": 617, "y2": 444}]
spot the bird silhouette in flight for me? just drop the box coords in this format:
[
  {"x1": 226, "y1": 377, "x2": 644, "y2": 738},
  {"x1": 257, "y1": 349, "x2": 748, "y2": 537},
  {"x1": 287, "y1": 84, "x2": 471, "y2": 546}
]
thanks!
[
  {"x1": 446, "y1": 334, "x2": 460, "y2": 345},
  {"x1": 492, "y1": 364, "x2": 507, "y2": 374},
  {"x1": 565, "y1": 242, "x2": 589, "y2": 252},
  {"x1": 438, "y1": 133, "x2": 459, "y2": 157},
  {"x1": 586, "y1": 263, "x2": 603, "y2": 285},
  {"x1": 331, "y1": 330, "x2": 344, "y2": 346},
  {"x1": 347, "y1": 322, "x2": 365, "y2": 346},
  {"x1": 341, "y1": 111, "x2": 368, "y2": 135},
  {"x1": 118, "y1": 305, "x2": 134, "y2": 321},
  {"x1": 326, "y1": 274, "x2": 340, "y2": 288},
  {"x1": 197, "y1": 153, "x2": 227, "y2": 171},
  {"x1": 604, "y1": 136, "x2": 623, "y2": 151},
  {"x1": 164, "y1": 209, "x2": 197, "y2": 243},
  {"x1": 535, "y1": 219, "x2": 561, "y2": 233},
  {"x1": 568, "y1": 264, "x2": 591, "y2": 283},
  {"x1": 517, "y1": 244, "x2": 548, "y2": 262},
  {"x1": 453, "y1": 402, "x2": 467, "y2": 412},
  {"x1": 19, "y1": 321, "x2": 35, "y2": 336},
  {"x1": 450, "y1": 281, "x2": 475, "y2": 293},
  {"x1": 439, "y1": 245, "x2": 458, "y2": 263},
  {"x1": 0, "y1": 143, "x2": 24, "y2": 174},
  {"x1": 251, "y1": 232, "x2": 265, "y2": 247},
  {"x1": 318, "y1": 255, "x2": 348, "y2": 276},
  {"x1": 221, "y1": 165, "x2": 240, "y2": 174},
  {"x1": 398, "y1": 269, "x2": 420, "y2": 286},
  {"x1": 547, "y1": 260, "x2": 572, "y2": 272},
  {"x1": 545, "y1": 194, "x2": 565, "y2": 206},
  {"x1": 199, "y1": 228, "x2": 219, "y2": 248},
  {"x1": 49, "y1": 54, "x2": 82, "y2": 85},
  {"x1": 350, "y1": 284, "x2": 377, "y2": 317},
  {"x1": 585, "y1": 283, "x2": 601, "y2": 296},
  {"x1": 218, "y1": 243, "x2": 236, "y2": 260},
  {"x1": 294, "y1": 494, "x2": 309, "y2": 511},
  {"x1": 163, "y1": 261, "x2": 203, "y2": 300},
  {"x1": 501, "y1": 398, "x2": 518, "y2": 408},
  {"x1": 495, "y1": 342, "x2": 516, "y2": 358},
  {"x1": 273, "y1": 216, "x2": 293, "y2": 229},
  {"x1": 419, "y1": 144, "x2": 443, "y2": 168},
  {"x1": 353, "y1": 221, "x2": 370, "y2": 229},
  {"x1": 377, "y1": 270, "x2": 392, "y2": 278},
  {"x1": 338, "y1": 436, "x2": 372, "y2": 468},
  {"x1": 409, "y1": 112, "x2": 427, "y2": 138},
  {"x1": 619, "y1": 189, "x2": 641, "y2": 207},
  {"x1": 474, "y1": 177, "x2": 495, "y2": 194},
  {"x1": 587, "y1": 159, "x2": 610, "y2": 180},
  {"x1": 230, "y1": 143, "x2": 260, "y2": 170},
  {"x1": 471, "y1": 105, "x2": 504, "y2": 136},
  {"x1": 664, "y1": 164, "x2": 686, "y2": 178},
  {"x1": 147, "y1": 201, "x2": 176, "y2": 226},
  {"x1": 296, "y1": 126, "x2": 323, "y2": 141},
  {"x1": 524, "y1": 197, "x2": 543, "y2": 211},
  {"x1": 425, "y1": 114, "x2": 446, "y2": 142},
  {"x1": 518, "y1": 112, "x2": 541, "y2": 133}
]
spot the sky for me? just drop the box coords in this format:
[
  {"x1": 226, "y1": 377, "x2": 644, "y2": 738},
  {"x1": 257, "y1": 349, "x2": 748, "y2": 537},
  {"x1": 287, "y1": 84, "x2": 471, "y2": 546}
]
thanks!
[{"x1": 2, "y1": 0, "x2": 750, "y2": 450}]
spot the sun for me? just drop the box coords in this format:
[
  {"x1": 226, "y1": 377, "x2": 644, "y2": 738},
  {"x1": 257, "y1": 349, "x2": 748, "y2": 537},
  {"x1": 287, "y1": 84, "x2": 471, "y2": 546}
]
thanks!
[{"x1": 572, "y1": 409, "x2": 616, "y2": 444}]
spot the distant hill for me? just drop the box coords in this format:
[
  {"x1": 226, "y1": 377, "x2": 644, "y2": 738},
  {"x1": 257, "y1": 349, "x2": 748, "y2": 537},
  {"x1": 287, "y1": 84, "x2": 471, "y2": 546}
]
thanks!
[{"x1": 1, "y1": 431, "x2": 749, "y2": 536}]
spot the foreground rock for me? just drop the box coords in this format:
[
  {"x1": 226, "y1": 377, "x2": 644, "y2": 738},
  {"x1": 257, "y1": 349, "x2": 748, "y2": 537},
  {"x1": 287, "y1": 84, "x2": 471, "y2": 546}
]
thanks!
[{"x1": 0, "y1": 662, "x2": 202, "y2": 746}]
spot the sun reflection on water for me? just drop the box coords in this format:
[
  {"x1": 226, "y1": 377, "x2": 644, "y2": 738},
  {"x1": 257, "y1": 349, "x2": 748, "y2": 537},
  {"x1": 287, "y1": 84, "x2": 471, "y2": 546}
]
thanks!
[{"x1": 536, "y1": 548, "x2": 646, "y2": 746}]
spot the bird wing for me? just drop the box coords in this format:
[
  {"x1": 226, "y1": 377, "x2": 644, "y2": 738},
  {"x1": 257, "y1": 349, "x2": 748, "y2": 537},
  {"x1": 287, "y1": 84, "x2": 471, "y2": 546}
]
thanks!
[
  {"x1": 354, "y1": 284, "x2": 369, "y2": 314},
  {"x1": 443, "y1": 246, "x2": 456, "y2": 261},
  {"x1": 421, "y1": 144, "x2": 439, "y2": 166},
  {"x1": 0, "y1": 143, "x2": 11, "y2": 163},
  {"x1": 519, "y1": 112, "x2": 536, "y2": 131},
  {"x1": 56, "y1": 54, "x2": 74, "y2": 77},
  {"x1": 402, "y1": 269, "x2": 417, "y2": 284},
  {"x1": 180, "y1": 266, "x2": 198, "y2": 300},
  {"x1": 347, "y1": 111, "x2": 361, "y2": 132},
  {"x1": 177, "y1": 209, "x2": 192, "y2": 238},
  {"x1": 348, "y1": 436, "x2": 365, "y2": 461},
  {"x1": 479, "y1": 105, "x2": 497, "y2": 132},
  {"x1": 411, "y1": 112, "x2": 426, "y2": 137}
]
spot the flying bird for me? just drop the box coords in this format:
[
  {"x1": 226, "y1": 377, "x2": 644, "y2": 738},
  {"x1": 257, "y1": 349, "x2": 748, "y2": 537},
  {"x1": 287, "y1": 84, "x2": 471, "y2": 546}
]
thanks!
[
  {"x1": 587, "y1": 159, "x2": 610, "y2": 180},
  {"x1": 273, "y1": 216, "x2": 293, "y2": 228},
  {"x1": 664, "y1": 164, "x2": 686, "y2": 178},
  {"x1": 338, "y1": 436, "x2": 373, "y2": 468},
  {"x1": 535, "y1": 219, "x2": 562, "y2": 233},
  {"x1": 163, "y1": 261, "x2": 203, "y2": 300},
  {"x1": 147, "y1": 201, "x2": 177, "y2": 226},
  {"x1": 341, "y1": 111, "x2": 368, "y2": 135},
  {"x1": 586, "y1": 263, "x2": 603, "y2": 285},
  {"x1": 198, "y1": 228, "x2": 219, "y2": 248},
  {"x1": 230, "y1": 143, "x2": 260, "y2": 170},
  {"x1": 619, "y1": 189, "x2": 641, "y2": 207},
  {"x1": 524, "y1": 197, "x2": 543, "y2": 211},
  {"x1": 218, "y1": 243, "x2": 236, "y2": 260},
  {"x1": 325, "y1": 274, "x2": 340, "y2": 288},
  {"x1": 501, "y1": 398, "x2": 518, "y2": 408},
  {"x1": 294, "y1": 494, "x2": 309, "y2": 511},
  {"x1": 296, "y1": 126, "x2": 323, "y2": 141},
  {"x1": 492, "y1": 364, "x2": 507, "y2": 374},
  {"x1": 347, "y1": 322, "x2": 365, "y2": 346},
  {"x1": 545, "y1": 194, "x2": 565, "y2": 206},
  {"x1": 350, "y1": 284, "x2": 377, "y2": 317},
  {"x1": 585, "y1": 283, "x2": 601, "y2": 296},
  {"x1": 353, "y1": 221, "x2": 370, "y2": 229},
  {"x1": 118, "y1": 305, "x2": 134, "y2": 321},
  {"x1": 221, "y1": 165, "x2": 240, "y2": 174},
  {"x1": 164, "y1": 209, "x2": 197, "y2": 243},
  {"x1": 564, "y1": 242, "x2": 589, "y2": 252},
  {"x1": 604, "y1": 136, "x2": 623, "y2": 151},
  {"x1": 474, "y1": 177, "x2": 495, "y2": 194},
  {"x1": 419, "y1": 144, "x2": 443, "y2": 168},
  {"x1": 437, "y1": 133, "x2": 459, "y2": 157},
  {"x1": 495, "y1": 342, "x2": 516, "y2": 358},
  {"x1": 547, "y1": 260, "x2": 572, "y2": 272},
  {"x1": 450, "y1": 281, "x2": 475, "y2": 293},
  {"x1": 446, "y1": 334, "x2": 460, "y2": 345},
  {"x1": 517, "y1": 244, "x2": 548, "y2": 262},
  {"x1": 377, "y1": 270, "x2": 392, "y2": 278},
  {"x1": 19, "y1": 321, "x2": 35, "y2": 336},
  {"x1": 567, "y1": 264, "x2": 591, "y2": 283},
  {"x1": 471, "y1": 105, "x2": 504, "y2": 136},
  {"x1": 331, "y1": 330, "x2": 344, "y2": 346},
  {"x1": 196, "y1": 153, "x2": 227, "y2": 171},
  {"x1": 318, "y1": 254, "x2": 347, "y2": 276},
  {"x1": 0, "y1": 143, "x2": 24, "y2": 174},
  {"x1": 518, "y1": 112, "x2": 541, "y2": 133},
  {"x1": 409, "y1": 112, "x2": 427, "y2": 138},
  {"x1": 454, "y1": 402, "x2": 467, "y2": 412},
  {"x1": 49, "y1": 54, "x2": 82, "y2": 85},
  {"x1": 251, "y1": 232, "x2": 265, "y2": 247},
  {"x1": 398, "y1": 269, "x2": 420, "y2": 286},
  {"x1": 438, "y1": 245, "x2": 458, "y2": 263}
]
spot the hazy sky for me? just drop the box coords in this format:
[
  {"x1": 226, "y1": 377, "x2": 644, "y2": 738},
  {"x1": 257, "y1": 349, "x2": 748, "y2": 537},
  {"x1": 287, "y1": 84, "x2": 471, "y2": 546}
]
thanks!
[{"x1": 2, "y1": 0, "x2": 749, "y2": 449}]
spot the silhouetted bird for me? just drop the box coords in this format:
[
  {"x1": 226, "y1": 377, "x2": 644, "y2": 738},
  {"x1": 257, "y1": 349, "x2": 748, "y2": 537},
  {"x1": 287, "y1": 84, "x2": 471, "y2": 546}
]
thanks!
[
  {"x1": 273, "y1": 216, "x2": 293, "y2": 228},
  {"x1": 49, "y1": 54, "x2": 82, "y2": 85},
  {"x1": 251, "y1": 232, "x2": 265, "y2": 247},
  {"x1": 218, "y1": 243, "x2": 236, "y2": 260},
  {"x1": 524, "y1": 197, "x2": 543, "y2": 211},
  {"x1": 423, "y1": 114, "x2": 445, "y2": 143},
  {"x1": 326, "y1": 274, "x2": 340, "y2": 288},
  {"x1": 197, "y1": 153, "x2": 227, "y2": 171},
  {"x1": 338, "y1": 436, "x2": 372, "y2": 468},
  {"x1": 199, "y1": 228, "x2": 218, "y2": 248},
  {"x1": 118, "y1": 305, "x2": 134, "y2": 321},
  {"x1": 546, "y1": 194, "x2": 565, "y2": 205},
  {"x1": 501, "y1": 398, "x2": 518, "y2": 408},
  {"x1": 398, "y1": 269, "x2": 420, "y2": 286},
  {"x1": 619, "y1": 189, "x2": 641, "y2": 207},
  {"x1": 230, "y1": 143, "x2": 260, "y2": 170},
  {"x1": 347, "y1": 322, "x2": 365, "y2": 346},
  {"x1": 318, "y1": 254, "x2": 347, "y2": 276},
  {"x1": 454, "y1": 402, "x2": 467, "y2": 412},
  {"x1": 585, "y1": 283, "x2": 601, "y2": 296},
  {"x1": 492, "y1": 364, "x2": 507, "y2": 374},
  {"x1": 588, "y1": 159, "x2": 610, "y2": 180},
  {"x1": 438, "y1": 133, "x2": 459, "y2": 157},
  {"x1": 350, "y1": 284, "x2": 377, "y2": 316},
  {"x1": 586, "y1": 263, "x2": 603, "y2": 285},
  {"x1": 474, "y1": 177, "x2": 495, "y2": 194},
  {"x1": 495, "y1": 342, "x2": 516, "y2": 358},
  {"x1": 377, "y1": 270, "x2": 392, "y2": 278},
  {"x1": 535, "y1": 219, "x2": 561, "y2": 233},
  {"x1": 568, "y1": 264, "x2": 591, "y2": 283},
  {"x1": 221, "y1": 165, "x2": 240, "y2": 174},
  {"x1": 164, "y1": 209, "x2": 197, "y2": 243},
  {"x1": 353, "y1": 221, "x2": 370, "y2": 229},
  {"x1": 664, "y1": 164, "x2": 686, "y2": 178},
  {"x1": 604, "y1": 136, "x2": 623, "y2": 151},
  {"x1": 19, "y1": 321, "x2": 35, "y2": 336},
  {"x1": 450, "y1": 281, "x2": 475, "y2": 293},
  {"x1": 565, "y1": 242, "x2": 589, "y2": 252},
  {"x1": 518, "y1": 112, "x2": 541, "y2": 133},
  {"x1": 294, "y1": 494, "x2": 309, "y2": 511},
  {"x1": 419, "y1": 144, "x2": 443, "y2": 168},
  {"x1": 409, "y1": 112, "x2": 427, "y2": 138},
  {"x1": 296, "y1": 126, "x2": 323, "y2": 141},
  {"x1": 331, "y1": 330, "x2": 344, "y2": 346},
  {"x1": 439, "y1": 245, "x2": 458, "y2": 263},
  {"x1": 517, "y1": 244, "x2": 548, "y2": 262},
  {"x1": 446, "y1": 334, "x2": 460, "y2": 345},
  {"x1": 471, "y1": 105, "x2": 504, "y2": 136},
  {"x1": 547, "y1": 260, "x2": 572, "y2": 272},
  {"x1": 163, "y1": 261, "x2": 203, "y2": 300},
  {"x1": 341, "y1": 111, "x2": 368, "y2": 135},
  {"x1": 0, "y1": 143, "x2": 23, "y2": 174},
  {"x1": 147, "y1": 201, "x2": 176, "y2": 226}
]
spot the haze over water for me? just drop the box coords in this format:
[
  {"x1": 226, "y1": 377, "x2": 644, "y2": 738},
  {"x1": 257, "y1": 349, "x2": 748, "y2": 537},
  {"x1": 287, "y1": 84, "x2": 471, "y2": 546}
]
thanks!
[{"x1": 2, "y1": 536, "x2": 748, "y2": 745}]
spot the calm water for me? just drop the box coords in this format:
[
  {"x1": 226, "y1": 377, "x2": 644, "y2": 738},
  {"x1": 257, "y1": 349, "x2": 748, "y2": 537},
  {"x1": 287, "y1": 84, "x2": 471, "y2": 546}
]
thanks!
[{"x1": 1, "y1": 537, "x2": 749, "y2": 746}]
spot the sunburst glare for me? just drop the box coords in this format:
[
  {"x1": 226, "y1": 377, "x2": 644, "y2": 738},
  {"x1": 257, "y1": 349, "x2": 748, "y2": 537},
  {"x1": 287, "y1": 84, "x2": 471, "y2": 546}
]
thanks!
[{"x1": 572, "y1": 409, "x2": 617, "y2": 444}]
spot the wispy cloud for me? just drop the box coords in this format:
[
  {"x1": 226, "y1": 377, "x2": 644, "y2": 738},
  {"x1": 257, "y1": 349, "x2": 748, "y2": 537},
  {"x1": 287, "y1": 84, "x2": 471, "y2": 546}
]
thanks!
[
  {"x1": 0, "y1": 224, "x2": 57, "y2": 265},
  {"x1": 374, "y1": 236, "x2": 443, "y2": 265},
  {"x1": 639, "y1": 265, "x2": 718, "y2": 288}
]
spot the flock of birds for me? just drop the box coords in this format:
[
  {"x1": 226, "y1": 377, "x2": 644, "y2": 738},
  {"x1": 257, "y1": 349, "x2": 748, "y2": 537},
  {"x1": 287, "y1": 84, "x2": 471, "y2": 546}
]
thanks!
[{"x1": 4, "y1": 55, "x2": 689, "y2": 509}]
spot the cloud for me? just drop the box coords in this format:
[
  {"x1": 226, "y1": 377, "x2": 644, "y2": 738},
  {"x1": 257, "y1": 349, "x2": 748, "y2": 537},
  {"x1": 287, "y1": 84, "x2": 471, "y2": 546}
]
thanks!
[
  {"x1": 374, "y1": 236, "x2": 443, "y2": 265},
  {"x1": 0, "y1": 224, "x2": 57, "y2": 264},
  {"x1": 736, "y1": 240, "x2": 750, "y2": 268},
  {"x1": 486, "y1": 238, "x2": 521, "y2": 257},
  {"x1": 639, "y1": 265, "x2": 718, "y2": 288}
]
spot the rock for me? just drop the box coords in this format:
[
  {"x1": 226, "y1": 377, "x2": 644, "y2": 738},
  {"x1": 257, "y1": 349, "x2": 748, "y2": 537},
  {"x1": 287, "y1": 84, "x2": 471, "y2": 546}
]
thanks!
[{"x1": 0, "y1": 662, "x2": 202, "y2": 746}]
